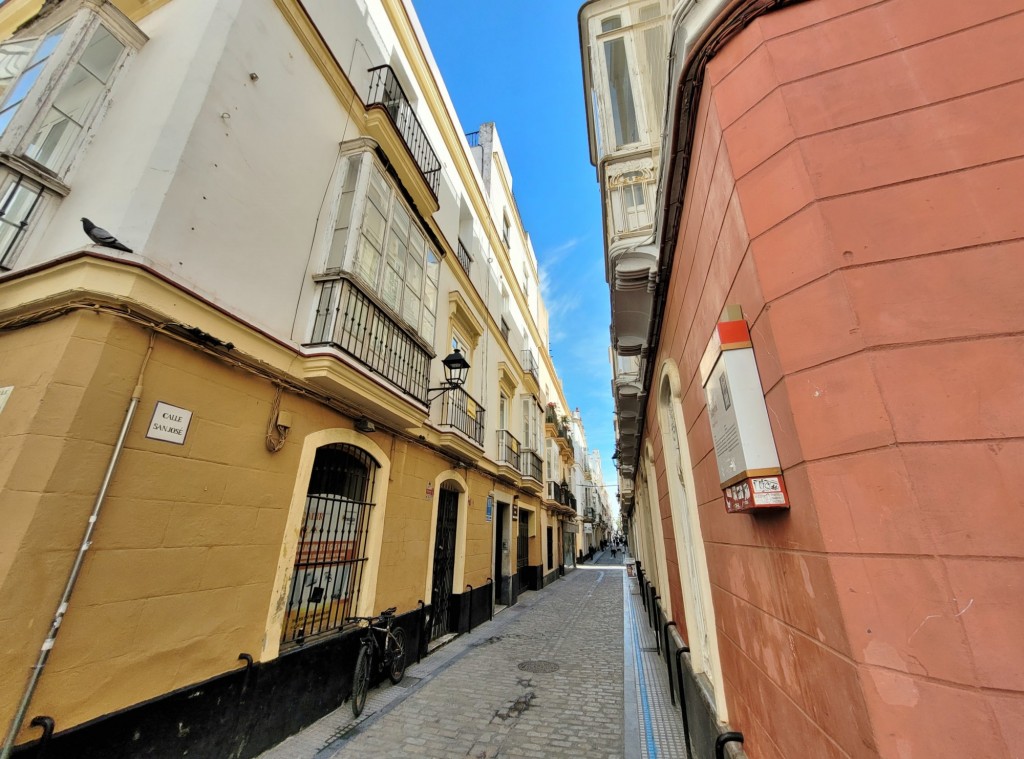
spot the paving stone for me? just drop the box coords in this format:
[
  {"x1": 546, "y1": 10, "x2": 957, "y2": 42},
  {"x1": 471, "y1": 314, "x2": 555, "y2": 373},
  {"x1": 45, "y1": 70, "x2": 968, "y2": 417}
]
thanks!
[{"x1": 259, "y1": 553, "x2": 688, "y2": 759}]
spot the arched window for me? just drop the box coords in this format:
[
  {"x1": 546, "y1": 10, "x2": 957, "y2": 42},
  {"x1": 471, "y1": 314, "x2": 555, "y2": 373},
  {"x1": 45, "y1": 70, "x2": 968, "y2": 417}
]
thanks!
[
  {"x1": 659, "y1": 366, "x2": 728, "y2": 718},
  {"x1": 281, "y1": 443, "x2": 379, "y2": 646}
]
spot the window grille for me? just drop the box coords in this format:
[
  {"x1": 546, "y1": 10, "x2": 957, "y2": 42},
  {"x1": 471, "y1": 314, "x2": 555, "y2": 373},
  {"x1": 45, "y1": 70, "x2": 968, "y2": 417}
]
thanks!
[
  {"x1": 0, "y1": 168, "x2": 44, "y2": 269},
  {"x1": 281, "y1": 444, "x2": 378, "y2": 646},
  {"x1": 517, "y1": 515, "x2": 529, "y2": 569}
]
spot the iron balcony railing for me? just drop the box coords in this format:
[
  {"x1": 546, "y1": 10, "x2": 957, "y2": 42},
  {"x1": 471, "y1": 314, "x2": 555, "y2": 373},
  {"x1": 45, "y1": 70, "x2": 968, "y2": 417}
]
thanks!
[
  {"x1": 546, "y1": 480, "x2": 571, "y2": 507},
  {"x1": 521, "y1": 349, "x2": 538, "y2": 380},
  {"x1": 497, "y1": 430, "x2": 521, "y2": 471},
  {"x1": 440, "y1": 386, "x2": 485, "y2": 447},
  {"x1": 465, "y1": 130, "x2": 480, "y2": 148},
  {"x1": 456, "y1": 238, "x2": 472, "y2": 274},
  {"x1": 521, "y1": 450, "x2": 542, "y2": 482},
  {"x1": 308, "y1": 276, "x2": 431, "y2": 403},
  {"x1": 367, "y1": 64, "x2": 441, "y2": 197}
]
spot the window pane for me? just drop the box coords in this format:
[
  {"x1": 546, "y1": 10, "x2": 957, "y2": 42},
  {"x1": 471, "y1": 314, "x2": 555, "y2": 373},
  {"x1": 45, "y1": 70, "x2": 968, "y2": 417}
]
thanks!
[
  {"x1": 425, "y1": 249, "x2": 439, "y2": 283},
  {"x1": 420, "y1": 309, "x2": 435, "y2": 343},
  {"x1": 78, "y1": 26, "x2": 123, "y2": 83},
  {"x1": 2, "y1": 61, "x2": 44, "y2": 112},
  {"x1": 0, "y1": 39, "x2": 36, "y2": 101},
  {"x1": 362, "y1": 203, "x2": 386, "y2": 251},
  {"x1": 356, "y1": 235, "x2": 381, "y2": 283},
  {"x1": 26, "y1": 107, "x2": 82, "y2": 170},
  {"x1": 401, "y1": 291, "x2": 419, "y2": 326},
  {"x1": 29, "y1": 24, "x2": 67, "y2": 67},
  {"x1": 604, "y1": 37, "x2": 640, "y2": 146},
  {"x1": 381, "y1": 266, "x2": 401, "y2": 310}
]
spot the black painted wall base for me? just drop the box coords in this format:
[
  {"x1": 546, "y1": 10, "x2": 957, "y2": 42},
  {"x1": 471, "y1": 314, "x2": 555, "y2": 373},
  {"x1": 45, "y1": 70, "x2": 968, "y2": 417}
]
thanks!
[{"x1": 11, "y1": 609, "x2": 426, "y2": 759}]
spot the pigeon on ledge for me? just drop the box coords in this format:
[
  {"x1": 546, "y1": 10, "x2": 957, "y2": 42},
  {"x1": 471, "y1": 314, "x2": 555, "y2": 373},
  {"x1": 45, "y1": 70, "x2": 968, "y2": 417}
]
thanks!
[{"x1": 82, "y1": 218, "x2": 133, "y2": 253}]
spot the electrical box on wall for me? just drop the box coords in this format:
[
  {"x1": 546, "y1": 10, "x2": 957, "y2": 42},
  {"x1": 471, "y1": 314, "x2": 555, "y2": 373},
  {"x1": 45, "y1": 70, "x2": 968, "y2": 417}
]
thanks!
[{"x1": 699, "y1": 307, "x2": 790, "y2": 513}]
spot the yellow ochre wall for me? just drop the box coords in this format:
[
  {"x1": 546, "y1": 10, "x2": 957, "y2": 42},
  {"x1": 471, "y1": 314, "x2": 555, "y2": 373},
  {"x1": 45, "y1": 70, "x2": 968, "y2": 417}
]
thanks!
[{"x1": 0, "y1": 302, "x2": 503, "y2": 737}]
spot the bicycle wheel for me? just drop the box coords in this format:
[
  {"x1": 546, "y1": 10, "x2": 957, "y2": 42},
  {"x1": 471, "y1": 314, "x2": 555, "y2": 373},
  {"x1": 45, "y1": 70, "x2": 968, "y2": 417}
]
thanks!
[
  {"x1": 352, "y1": 644, "x2": 371, "y2": 717},
  {"x1": 387, "y1": 627, "x2": 407, "y2": 684}
]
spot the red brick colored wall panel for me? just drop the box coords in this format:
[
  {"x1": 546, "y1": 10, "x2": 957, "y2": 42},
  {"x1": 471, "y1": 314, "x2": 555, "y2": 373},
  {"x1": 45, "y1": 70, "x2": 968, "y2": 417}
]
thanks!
[
  {"x1": 705, "y1": 542, "x2": 850, "y2": 654},
  {"x1": 780, "y1": 11, "x2": 1024, "y2": 136},
  {"x1": 715, "y1": 623, "x2": 852, "y2": 759},
  {"x1": 724, "y1": 243, "x2": 765, "y2": 327},
  {"x1": 799, "y1": 81, "x2": 1024, "y2": 199},
  {"x1": 859, "y1": 667, "x2": 1007, "y2": 758},
  {"x1": 819, "y1": 158, "x2": 1024, "y2": 267},
  {"x1": 946, "y1": 558, "x2": 1024, "y2": 691},
  {"x1": 749, "y1": 205, "x2": 834, "y2": 302},
  {"x1": 830, "y1": 555, "x2": 976, "y2": 684},
  {"x1": 805, "y1": 448, "x2": 931, "y2": 555},
  {"x1": 763, "y1": 0, "x2": 1023, "y2": 82},
  {"x1": 706, "y1": 16, "x2": 766, "y2": 88},
  {"x1": 873, "y1": 336, "x2": 1024, "y2": 442},
  {"x1": 990, "y1": 694, "x2": 1024, "y2": 752},
  {"x1": 723, "y1": 88, "x2": 796, "y2": 181},
  {"x1": 763, "y1": 380, "x2": 804, "y2": 470},
  {"x1": 712, "y1": 43, "x2": 781, "y2": 130},
  {"x1": 734, "y1": 143, "x2": 816, "y2": 237},
  {"x1": 782, "y1": 354, "x2": 895, "y2": 460},
  {"x1": 717, "y1": 636, "x2": 790, "y2": 759},
  {"x1": 748, "y1": 312, "x2": 783, "y2": 394},
  {"x1": 845, "y1": 243, "x2": 1024, "y2": 347},
  {"x1": 763, "y1": 273, "x2": 864, "y2": 374},
  {"x1": 756, "y1": 0, "x2": 886, "y2": 39},
  {"x1": 716, "y1": 585, "x2": 876, "y2": 755},
  {"x1": 903, "y1": 441, "x2": 1024, "y2": 559}
]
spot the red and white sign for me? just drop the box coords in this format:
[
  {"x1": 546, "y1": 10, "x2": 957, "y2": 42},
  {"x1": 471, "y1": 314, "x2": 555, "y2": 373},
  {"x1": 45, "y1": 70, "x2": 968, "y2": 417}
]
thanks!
[
  {"x1": 724, "y1": 475, "x2": 790, "y2": 513},
  {"x1": 702, "y1": 314, "x2": 790, "y2": 514}
]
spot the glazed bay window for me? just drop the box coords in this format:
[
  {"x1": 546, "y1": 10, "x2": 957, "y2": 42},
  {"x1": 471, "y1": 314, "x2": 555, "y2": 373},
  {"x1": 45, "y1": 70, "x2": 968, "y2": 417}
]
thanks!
[
  {"x1": 0, "y1": 2, "x2": 143, "y2": 268},
  {"x1": 310, "y1": 149, "x2": 440, "y2": 402}
]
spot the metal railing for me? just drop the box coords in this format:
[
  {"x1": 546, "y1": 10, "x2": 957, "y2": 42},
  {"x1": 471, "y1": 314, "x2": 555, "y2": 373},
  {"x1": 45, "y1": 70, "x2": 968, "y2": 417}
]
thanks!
[
  {"x1": 546, "y1": 480, "x2": 572, "y2": 507},
  {"x1": 521, "y1": 349, "x2": 538, "y2": 380},
  {"x1": 465, "y1": 130, "x2": 480, "y2": 148},
  {"x1": 521, "y1": 450, "x2": 542, "y2": 482},
  {"x1": 456, "y1": 238, "x2": 472, "y2": 274},
  {"x1": 0, "y1": 168, "x2": 45, "y2": 270},
  {"x1": 307, "y1": 277, "x2": 431, "y2": 403},
  {"x1": 439, "y1": 386, "x2": 485, "y2": 446},
  {"x1": 367, "y1": 65, "x2": 441, "y2": 197},
  {"x1": 497, "y1": 430, "x2": 521, "y2": 471}
]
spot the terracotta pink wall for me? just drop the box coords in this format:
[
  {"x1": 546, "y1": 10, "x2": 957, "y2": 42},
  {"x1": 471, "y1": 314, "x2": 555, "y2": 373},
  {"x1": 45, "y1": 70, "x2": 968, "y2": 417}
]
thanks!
[{"x1": 647, "y1": 0, "x2": 1024, "y2": 756}]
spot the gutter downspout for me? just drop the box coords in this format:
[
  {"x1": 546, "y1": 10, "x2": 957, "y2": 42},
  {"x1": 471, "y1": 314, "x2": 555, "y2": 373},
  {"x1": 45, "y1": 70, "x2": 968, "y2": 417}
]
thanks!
[{"x1": 1, "y1": 332, "x2": 157, "y2": 759}]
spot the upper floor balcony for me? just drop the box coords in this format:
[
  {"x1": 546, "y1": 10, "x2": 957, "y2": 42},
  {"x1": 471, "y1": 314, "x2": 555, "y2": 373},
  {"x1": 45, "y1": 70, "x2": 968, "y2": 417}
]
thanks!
[
  {"x1": 496, "y1": 429, "x2": 521, "y2": 482},
  {"x1": 366, "y1": 65, "x2": 441, "y2": 199},
  {"x1": 455, "y1": 238, "x2": 472, "y2": 275},
  {"x1": 521, "y1": 450, "x2": 543, "y2": 487},
  {"x1": 439, "y1": 386, "x2": 485, "y2": 448},
  {"x1": 307, "y1": 276, "x2": 431, "y2": 403}
]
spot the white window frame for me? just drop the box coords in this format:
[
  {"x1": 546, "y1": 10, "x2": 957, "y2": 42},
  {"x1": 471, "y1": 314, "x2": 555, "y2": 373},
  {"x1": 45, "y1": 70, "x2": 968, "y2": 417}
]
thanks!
[
  {"x1": 322, "y1": 146, "x2": 440, "y2": 345},
  {"x1": 0, "y1": 1, "x2": 144, "y2": 270},
  {"x1": 593, "y1": 11, "x2": 650, "y2": 151},
  {"x1": 0, "y1": 2, "x2": 144, "y2": 179}
]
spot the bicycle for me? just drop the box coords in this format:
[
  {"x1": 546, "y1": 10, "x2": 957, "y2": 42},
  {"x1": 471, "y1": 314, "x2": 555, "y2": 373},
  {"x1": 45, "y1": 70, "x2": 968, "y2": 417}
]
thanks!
[{"x1": 348, "y1": 606, "x2": 407, "y2": 717}]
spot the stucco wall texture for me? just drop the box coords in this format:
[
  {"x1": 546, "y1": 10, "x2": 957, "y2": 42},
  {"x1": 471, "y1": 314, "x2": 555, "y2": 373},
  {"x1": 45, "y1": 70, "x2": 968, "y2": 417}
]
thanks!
[{"x1": 647, "y1": 1, "x2": 1024, "y2": 757}]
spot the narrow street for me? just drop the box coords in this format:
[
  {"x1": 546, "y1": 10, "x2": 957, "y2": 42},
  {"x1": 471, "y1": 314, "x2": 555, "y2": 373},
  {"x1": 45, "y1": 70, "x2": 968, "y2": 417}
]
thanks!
[{"x1": 259, "y1": 553, "x2": 686, "y2": 759}]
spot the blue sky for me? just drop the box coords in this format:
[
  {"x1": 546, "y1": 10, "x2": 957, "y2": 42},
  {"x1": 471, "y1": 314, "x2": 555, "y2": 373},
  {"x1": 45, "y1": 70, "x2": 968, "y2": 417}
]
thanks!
[{"x1": 414, "y1": 2, "x2": 619, "y2": 504}]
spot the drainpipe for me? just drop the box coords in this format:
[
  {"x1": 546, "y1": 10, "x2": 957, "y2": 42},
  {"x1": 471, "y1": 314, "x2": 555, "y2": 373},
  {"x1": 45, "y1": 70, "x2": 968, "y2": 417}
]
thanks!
[{"x1": 1, "y1": 333, "x2": 156, "y2": 759}]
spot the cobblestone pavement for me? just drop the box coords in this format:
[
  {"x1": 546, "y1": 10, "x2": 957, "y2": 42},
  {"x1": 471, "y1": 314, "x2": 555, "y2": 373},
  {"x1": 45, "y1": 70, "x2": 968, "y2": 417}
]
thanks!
[{"x1": 259, "y1": 550, "x2": 687, "y2": 759}]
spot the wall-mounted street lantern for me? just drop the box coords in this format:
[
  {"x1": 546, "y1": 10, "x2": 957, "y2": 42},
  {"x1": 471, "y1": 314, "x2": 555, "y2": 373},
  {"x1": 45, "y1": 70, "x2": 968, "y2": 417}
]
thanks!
[{"x1": 426, "y1": 348, "x2": 470, "y2": 402}]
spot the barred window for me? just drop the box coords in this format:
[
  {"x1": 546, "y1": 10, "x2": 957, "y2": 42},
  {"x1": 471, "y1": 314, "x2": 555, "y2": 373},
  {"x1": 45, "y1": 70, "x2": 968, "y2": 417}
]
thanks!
[{"x1": 281, "y1": 444, "x2": 379, "y2": 646}]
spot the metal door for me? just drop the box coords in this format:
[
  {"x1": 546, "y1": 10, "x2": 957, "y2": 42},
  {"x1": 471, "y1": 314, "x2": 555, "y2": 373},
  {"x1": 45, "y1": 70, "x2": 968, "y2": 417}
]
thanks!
[
  {"x1": 517, "y1": 515, "x2": 529, "y2": 569},
  {"x1": 430, "y1": 487, "x2": 459, "y2": 639}
]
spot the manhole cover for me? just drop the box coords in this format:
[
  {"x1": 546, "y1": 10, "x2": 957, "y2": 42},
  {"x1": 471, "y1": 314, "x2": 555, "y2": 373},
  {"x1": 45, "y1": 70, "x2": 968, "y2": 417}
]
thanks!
[{"x1": 518, "y1": 660, "x2": 559, "y2": 673}]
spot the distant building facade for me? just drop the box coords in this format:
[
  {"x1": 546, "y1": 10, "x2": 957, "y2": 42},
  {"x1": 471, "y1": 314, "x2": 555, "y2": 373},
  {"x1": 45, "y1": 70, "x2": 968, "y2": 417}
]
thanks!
[
  {"x1": 0, "y1": 1, "x2": 592, "y2": 755},
  {"x1": 580, "y1": 0, "x2": 1024, "y2": 757}
]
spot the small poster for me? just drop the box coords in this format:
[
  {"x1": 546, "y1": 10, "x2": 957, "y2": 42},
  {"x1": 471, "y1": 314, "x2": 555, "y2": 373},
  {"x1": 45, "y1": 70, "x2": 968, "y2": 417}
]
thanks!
[
  {"x1": 0, "y1": 386, "x2": 12, "y2": 415},
  {"x1": 485, "y1": 495, "x2": 493, "y2": 523}
]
